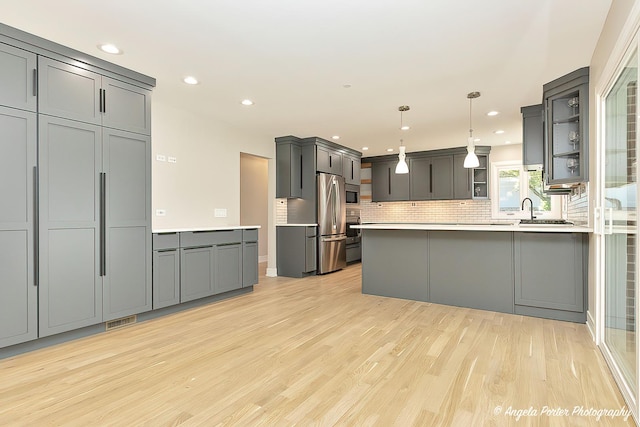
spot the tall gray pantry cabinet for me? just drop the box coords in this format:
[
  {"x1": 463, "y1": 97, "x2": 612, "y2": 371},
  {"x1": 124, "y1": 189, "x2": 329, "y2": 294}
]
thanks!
[{"x1": 0, "y1": 25, "x2": 155, "y2": 348}]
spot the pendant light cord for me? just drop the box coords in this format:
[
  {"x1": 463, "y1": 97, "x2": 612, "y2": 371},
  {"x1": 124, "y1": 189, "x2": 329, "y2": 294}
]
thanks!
[{"x1": 469, "y1": 97, "x2": 473, "y2": 139}]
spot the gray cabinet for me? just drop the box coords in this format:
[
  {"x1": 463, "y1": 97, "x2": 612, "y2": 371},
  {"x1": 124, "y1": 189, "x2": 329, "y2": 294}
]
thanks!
[
  {"x1": 180, "y1": 246, "x2": 215, "y2": 302},
  {"x1": 216, "y1": 244, "x2": 243, "y2": 293},
  {"x1": 514, "y1": 232, "x2": 585, "y2": 320},
  {"x1": 472, "y1": 155, "x2": 489, "y2": 199},
  {"x1": 102, "y1": 128, "x2": 152, "y2": 321},
  {"x1": 152, "y1": 233, "x2": 180, "y2": 309},
  {"x1": 409, "y1": 155, "x2": 453, "y2": 200},
  {"x1": 0, "y1": 106, "x2": 37, "y2": 348},
  {"x1": 453, "y1": 154, "x2": 472, "y2": 199},
  {"x1": 0, "y1": 43, "x2": 36, "y2": 112},
  {"x1": 343, "y1": 154, "x2": 361, "y2": 185},
  {"x1": 38, "y1": 57, "x2": 151, "y2": 135},
  {"x1": 521, "y1": 104, "x2": 544, "y2": 170},
  {"x1": 242, "y1": 229, "x2": 259, "y2": 287},
  {"x1": 276, "y1": 141, "x2": 303, "y2": 198},
  {"x1": 543, "y1": 67, "x2": 589, "y2": 184},
  {"x1": 276, "y1": 226, "x2": 317, "y2": 278},
  {"x1": 38, "y1": 116, "x2": 103, "y2": 337},
  {"x1": 371, "y1": 161, "x2": 410, "y2": 202},
  {"x1": 316, "y1": 145, "x2": 343, "y2": 175}
]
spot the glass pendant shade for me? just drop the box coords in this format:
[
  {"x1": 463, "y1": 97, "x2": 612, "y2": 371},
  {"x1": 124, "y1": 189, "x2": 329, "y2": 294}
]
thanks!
[
  {"x1": 395, "y1": 146, "x2": 409, "y2": 174},
  {"x1": 463, "y1": 137, "x2": 479, "y2": 168}
]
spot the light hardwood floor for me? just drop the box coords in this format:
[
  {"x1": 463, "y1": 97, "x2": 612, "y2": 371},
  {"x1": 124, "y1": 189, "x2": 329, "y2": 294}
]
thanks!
[{"x1": 0, "y1": 264, "x2": 635, "y2": 426}]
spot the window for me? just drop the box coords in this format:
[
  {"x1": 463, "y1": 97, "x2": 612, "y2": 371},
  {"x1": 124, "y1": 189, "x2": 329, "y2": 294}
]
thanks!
[{"x1": 491, "y1": 161, "x2": 562, "y2": 219}]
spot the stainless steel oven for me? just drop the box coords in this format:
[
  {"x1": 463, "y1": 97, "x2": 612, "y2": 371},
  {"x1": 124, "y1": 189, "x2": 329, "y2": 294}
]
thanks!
[
  {"x1": 346, "y1": 209, "x2": 361, "y2": 245},
  {"x1": 345, "y1": 184, "x2": 360, "y2": 205}
]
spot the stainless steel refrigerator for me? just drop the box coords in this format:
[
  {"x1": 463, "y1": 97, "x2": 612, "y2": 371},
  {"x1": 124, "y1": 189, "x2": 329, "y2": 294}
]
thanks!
[{"x1": 317, "y1": 173, "x2": 347, "y2": 274}]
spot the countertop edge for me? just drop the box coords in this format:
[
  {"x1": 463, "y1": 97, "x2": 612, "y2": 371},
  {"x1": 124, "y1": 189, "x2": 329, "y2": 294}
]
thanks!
[
  {"x1": 354, "y1": 223, "x2": 592, "y2": 233},
  {"x1": 276, "y1": 223, "x2": 318, "y2": 227},
  {"x1": 153, "y1": 225, "x2": 261, "y2": 233}
]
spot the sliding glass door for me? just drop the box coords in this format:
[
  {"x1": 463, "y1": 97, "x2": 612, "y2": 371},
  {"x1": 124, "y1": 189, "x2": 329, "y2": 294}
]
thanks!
[{"x1": 601, "y1": 46, "x2": 638, "y2": 404}]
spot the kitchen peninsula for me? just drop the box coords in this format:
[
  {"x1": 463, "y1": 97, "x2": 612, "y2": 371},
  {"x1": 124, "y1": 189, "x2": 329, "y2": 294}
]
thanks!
[{"x1": 355, "y1": 223, "x2": 591, "y2": 323}]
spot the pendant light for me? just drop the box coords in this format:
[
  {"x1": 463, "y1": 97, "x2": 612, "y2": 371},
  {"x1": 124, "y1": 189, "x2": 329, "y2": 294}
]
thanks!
[
  {"x1": 395, "y1": 105, "x2": 410, "y2": 174},
  {"x1": 464, "y1": 91, "x2": 480, "y2": 168}
]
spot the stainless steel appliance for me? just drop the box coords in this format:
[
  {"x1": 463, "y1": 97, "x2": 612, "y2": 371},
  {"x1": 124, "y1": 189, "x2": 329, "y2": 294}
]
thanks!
[
  {"x1": 317, "y1": 173, "x2": 346, "y2": 274},
  {"x1": 345, "y1": 183, "x2": 360, "y2": 205},
  {"x1": 346, "y1": 209, "x2": 361, "y2": 245}
]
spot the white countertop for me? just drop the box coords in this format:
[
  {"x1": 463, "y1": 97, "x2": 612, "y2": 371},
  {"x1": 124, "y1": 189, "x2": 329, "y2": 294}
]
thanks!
[
  {"x1": 276, "y1": 223, "x2": 318, "y2": 227},
  {"x1": 354, "y1": 222, "x2": 592, "y2": 233},
  {"x1": 153, "y1": 225, "x2": 260, "y2": 233}
]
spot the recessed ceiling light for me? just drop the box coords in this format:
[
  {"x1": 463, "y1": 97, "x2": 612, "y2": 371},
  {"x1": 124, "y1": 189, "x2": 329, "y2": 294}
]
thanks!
[
  {"x1": 400, "y1": 125, "x2": 410, "y2": 130},
  {"x1": 98, "y1": 44, "x2": 122, "y2": 55},
  {"x1": 241, "y1": 99, "x2": 254, "y2": 106},
  {"x1": 332, "y1": 135, "x2": 340, "y2": 140},
  {"x1": 183, "y1": 76, "x2": 199, "y2": 85},
  {"x1": 343, "y1": 84, "x2": 352, "y2": 88},
  {"x1": 474, "y1": 138, "x2": 481, "y2": 142},
  {"x1": 487, "y1": 111, "x2": 499, "y2": 116},
  {"x1": 387, "y1": 148, "x2": 394, "y2": 152},
  {"x1": 362, "y1": 147, "x2": 369, "y2": 151},
  {"x1": 505, "y1": 140, "x2": 512, "y2": 144},
  {"x1": 494, "y1": 130, "x2": 505, "y2": 134}
]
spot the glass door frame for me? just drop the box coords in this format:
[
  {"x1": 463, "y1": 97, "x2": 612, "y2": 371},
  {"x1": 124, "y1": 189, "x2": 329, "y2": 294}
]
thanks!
[{"x1": 595, "y1": 32, "x2": 640, "y2": 421}]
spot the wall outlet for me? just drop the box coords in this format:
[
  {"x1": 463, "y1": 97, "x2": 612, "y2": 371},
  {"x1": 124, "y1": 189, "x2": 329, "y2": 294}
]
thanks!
[
  {"x1": 155, "y1": 209, "x2": 166, "y2": 216},
  {"x1": 214, "y1": 208, "x2": 227, "y2": 218},
  {"x1": 156, "y1": 154, "x2": 166, "y2": 162},
  {"x1": 168, "y1": 156, "x2": 177, "y2": 163}
]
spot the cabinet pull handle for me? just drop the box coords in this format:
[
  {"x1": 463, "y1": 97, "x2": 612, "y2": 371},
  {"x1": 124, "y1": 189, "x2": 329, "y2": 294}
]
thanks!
[
  {"x1": 300, "y1": 154, "x2": 303, "y2": 189},
  {"x1": 388, "y1": 168, "x2": 391, "y2": 194},
  {"x1": 32, "y1": 69, "x2": 38, "y2": 97},
  {"x1": 183, "y1": 245, "x2": 213, "y2": 250},
  {"x1": 329, "y1": 155, "x2": 332, "y2": 168},
  {"x1": 33, "y1": 166, "x2": 39, "y2": 286},
  {"x1": 351, "y1": 161, "x2": 354, "y2": 180},
  {"x1": 157, "y1": 248, "x2": 177, "y2": 253},
  {"x1": 99, "y1": 89, "x2": 103, "y2": 113},
  {"x1": 100, "y1": 172, "x2": 106, "y2": 276},
  {"x1": 429, "y1": 164, "x2": 433, "y2": 193}
]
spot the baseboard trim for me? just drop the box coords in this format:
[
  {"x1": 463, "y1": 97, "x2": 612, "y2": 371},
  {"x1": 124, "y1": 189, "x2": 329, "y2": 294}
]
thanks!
[
  {"x1": 586, "y1": 310, "x2": 596, "y2": 342},
  {"x1": 266, "y1": 267, "x2": 277, "y2": 277}
]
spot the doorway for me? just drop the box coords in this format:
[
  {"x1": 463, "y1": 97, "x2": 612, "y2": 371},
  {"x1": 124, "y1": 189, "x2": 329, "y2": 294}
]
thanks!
[{"x1": 240, "y1": 153, "x2": 269, "y2": 264}]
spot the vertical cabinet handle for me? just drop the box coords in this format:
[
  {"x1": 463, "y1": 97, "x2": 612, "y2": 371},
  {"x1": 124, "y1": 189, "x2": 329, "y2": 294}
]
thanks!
[
  {"x1": 429, "y1": 164, "x2": 433, "y2": 193},
  {"x1": 100, "y1": 173, "x2": 106, "y2": 276},
  {"x1": 99, "y1": 89, "x2": 103, "y2": 113},
  {"x1": 351, "y1": 161, "x2": 354, "y2": 180},
  {"x1": 388, "y1": 167, "x2": 391, "y2": 195},
  {"x1": 102, "y1": 89, "x2": 106, "y2": 113},
  {"x1": 300, "y1": 154, "x2": 303, "y2": 190},
  {"x1": 329, "y1": 155, "x2": 332, "y2": 168},
  {"x1": 33, "y1": 166, "x2": 39, "y2": 286},
  {"x1": 32, "y1": 69, "x2": 38, "y2": 97}
]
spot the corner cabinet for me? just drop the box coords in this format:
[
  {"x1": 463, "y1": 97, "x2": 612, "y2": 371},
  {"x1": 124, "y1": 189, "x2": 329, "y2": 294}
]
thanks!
[
  {"x1": 543, "y1": 67, "x2": 589, "y2": 185},
  {"x1": 0, "y1": 23, "x2": 155, "y2": 349}
]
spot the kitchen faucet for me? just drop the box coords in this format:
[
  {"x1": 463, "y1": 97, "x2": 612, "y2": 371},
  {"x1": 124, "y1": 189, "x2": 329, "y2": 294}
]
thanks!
[{"x1": 521, "y1": 197, "x2": 536, "y2": 221}]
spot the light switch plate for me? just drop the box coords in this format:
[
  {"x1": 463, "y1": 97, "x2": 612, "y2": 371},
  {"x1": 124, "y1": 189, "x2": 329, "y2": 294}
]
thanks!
[
  {"x1": 168, "y1": 156, "x2": 177, "y2": 163},
  {"x1": 155, "y1": 209, "x2": 166, "y2": 216},
  {"x1": 214, "y1": 208, "x2": 227, "y2": 218},
  {"x1": 156, "y1": 154, "x2": 166, "y2": 162}
]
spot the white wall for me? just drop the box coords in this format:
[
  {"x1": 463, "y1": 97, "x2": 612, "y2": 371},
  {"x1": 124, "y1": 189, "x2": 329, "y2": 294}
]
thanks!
[{"x1": 240, "y1": 153, "x2": 269, "y2": 259}]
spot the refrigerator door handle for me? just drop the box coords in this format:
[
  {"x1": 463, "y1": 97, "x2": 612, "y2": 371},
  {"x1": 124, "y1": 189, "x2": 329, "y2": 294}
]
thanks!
[{"x1": 322, "y1": 235, "x2": 347, "y2": 243}]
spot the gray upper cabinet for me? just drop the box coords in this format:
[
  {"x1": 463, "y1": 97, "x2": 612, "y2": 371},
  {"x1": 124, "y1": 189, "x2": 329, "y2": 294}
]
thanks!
[
  {"x1": 0, "y1": 44, "x2": 37, "y2": 112},
  {"x1": 409, "y1": 156, "x2": 453, "y2": 200},
  {"x1": 276, "y1": 141, "x2": 303, "y2": 198},
  {"x1": 521, "y1": 104, "x2": 544, "y2": 170},
  {"x1": 102, "y1": 128, "x2": 152, "y2": 321},
  {"x1": 453, "y1": 154, "x2": 472, "y2": 199},
  {"x1": 38, "y1": 115, "x2": 103, "y2": 337},
  {"x1": 343, "y1": 154, "x2": 361, "y2": 185},
  {"x1": 102, "y1": 77, "x2": 151, "y2": 135},
  {"x1": 371, "y1": 161, "x2": 410, "y2": 202},
  {"x1": 0, "y1": 106, "x2": 37, "y2": 348},
  {"x1": 316, "y1": 145, "x2": 343, "y2": 175},
  {"x1": 38, "y1": 57, "x2": 102, "y2": 125},
  {"x1": 543, "y1": 67, "x2": 589, "y2": 185}
]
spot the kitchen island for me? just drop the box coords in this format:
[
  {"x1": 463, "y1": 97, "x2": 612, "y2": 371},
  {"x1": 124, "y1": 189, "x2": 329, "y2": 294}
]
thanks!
[{"x1": 354, "y1": 223, "x2": 591, "y2": 323}]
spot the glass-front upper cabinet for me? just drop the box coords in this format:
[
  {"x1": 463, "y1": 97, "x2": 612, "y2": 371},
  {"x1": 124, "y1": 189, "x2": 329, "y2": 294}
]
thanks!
[{"x1": 543, "y1": 67, "x2": 589, "y2": 185}]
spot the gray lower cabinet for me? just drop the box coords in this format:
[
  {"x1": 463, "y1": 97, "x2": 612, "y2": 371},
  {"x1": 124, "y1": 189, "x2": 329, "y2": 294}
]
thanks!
[
  {"x1": 0, "y1": 106, "x2": 37, "y2": 348},
  {"x1": 180, "y1": 246, "x2": 215, "y2": 302},
  {"x1": 277, "y1": 226, "x2": 317, "y2": 278},
  {"x1": 38, "y1": 115, "x2": 103, "y2": 337},
  {"x1": 242, "y1": 229, "x2": 259, "y2": 287},
  {"x1": 371, "y1": 161, "x2": 410, "y2": 202},
  {"x1": 152, "y1": 233, "x2": 180, "y2": 309},
  {"x1": 0, "y1": 43, "x2": 37, "y2": 112},
  {"x1": 216, "y1": 243, "x2": 243, "y2": 293},
  {"x1": 514, "y1": 232, "x2": 586, "y2": 321}
]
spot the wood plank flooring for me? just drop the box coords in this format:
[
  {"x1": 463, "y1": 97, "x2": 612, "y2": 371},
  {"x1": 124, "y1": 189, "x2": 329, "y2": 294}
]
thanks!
[{"x1": 0, "y1": 264, "x2": 635, "y2": 426}]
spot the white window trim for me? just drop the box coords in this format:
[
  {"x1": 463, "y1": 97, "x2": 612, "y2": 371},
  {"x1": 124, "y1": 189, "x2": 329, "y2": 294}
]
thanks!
[{"x1": 490, "y1": 160, "x2": 563, "y2": 220}]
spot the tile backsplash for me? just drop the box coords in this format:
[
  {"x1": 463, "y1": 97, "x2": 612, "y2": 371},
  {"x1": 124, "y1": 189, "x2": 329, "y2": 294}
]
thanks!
[{"x1": 360, "y1": 199, "x2": 495, "y2": 223}]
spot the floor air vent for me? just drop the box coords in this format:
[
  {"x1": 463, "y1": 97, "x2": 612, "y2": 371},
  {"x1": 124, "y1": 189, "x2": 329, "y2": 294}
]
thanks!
[{"x1": 105, "y1": 315, "x2": 137, "y2": 331}]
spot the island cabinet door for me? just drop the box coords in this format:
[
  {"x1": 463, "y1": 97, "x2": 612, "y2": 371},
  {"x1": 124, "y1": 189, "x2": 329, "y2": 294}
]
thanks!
[{"x1": 514, "y1": 232, "x2": 584, "y2": 313}]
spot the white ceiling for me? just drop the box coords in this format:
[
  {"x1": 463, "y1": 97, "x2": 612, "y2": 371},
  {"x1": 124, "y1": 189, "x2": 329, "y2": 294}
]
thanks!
[{"x1": 2, "y1": 0, "x2": 612, "y2": 156}]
